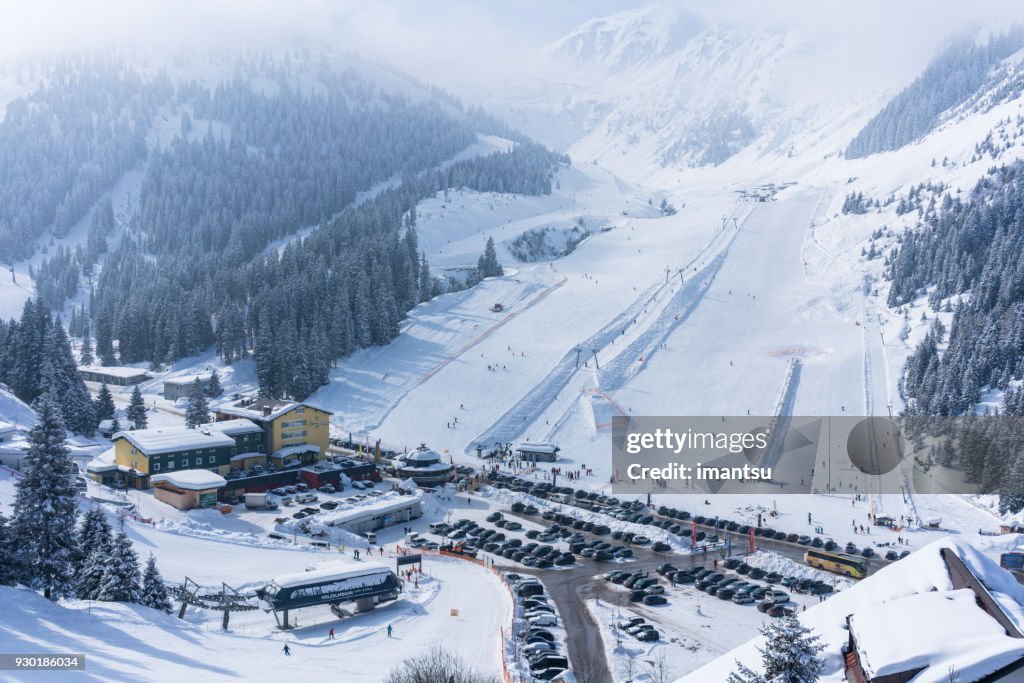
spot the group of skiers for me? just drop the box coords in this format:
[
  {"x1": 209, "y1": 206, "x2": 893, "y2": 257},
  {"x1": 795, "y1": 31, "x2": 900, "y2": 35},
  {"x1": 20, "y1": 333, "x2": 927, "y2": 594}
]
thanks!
[{"x1": 282, "y1": 624, "x2": 395, "y2": 655}]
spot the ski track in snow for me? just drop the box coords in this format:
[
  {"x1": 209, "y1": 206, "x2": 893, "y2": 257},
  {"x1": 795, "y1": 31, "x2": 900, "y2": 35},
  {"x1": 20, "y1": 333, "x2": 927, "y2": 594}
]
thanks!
[{"x1": 468, "y1": 205, "x2": 751, "y2": 452}]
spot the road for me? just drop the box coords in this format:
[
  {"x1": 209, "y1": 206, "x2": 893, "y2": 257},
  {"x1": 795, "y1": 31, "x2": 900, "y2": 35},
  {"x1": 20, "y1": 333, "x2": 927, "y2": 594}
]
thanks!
[{"x1": 499, "y1": 496, "x2": 900, "y2": 682}]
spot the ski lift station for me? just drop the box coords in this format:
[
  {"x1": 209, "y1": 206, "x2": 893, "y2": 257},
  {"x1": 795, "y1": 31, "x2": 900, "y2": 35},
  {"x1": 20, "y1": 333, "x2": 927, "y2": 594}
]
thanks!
[
  {"x1": 515, "y1": 442, "x2": 560, "y2": 462},
  {"x1": 257, "y1": 561, "x2": 401, "y2": 629}
]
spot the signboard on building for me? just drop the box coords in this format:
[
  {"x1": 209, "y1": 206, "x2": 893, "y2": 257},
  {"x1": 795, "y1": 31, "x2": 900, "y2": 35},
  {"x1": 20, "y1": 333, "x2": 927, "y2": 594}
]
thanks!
[{"x1": 199, "y1": 491, "x2": 218, "y2": 508}]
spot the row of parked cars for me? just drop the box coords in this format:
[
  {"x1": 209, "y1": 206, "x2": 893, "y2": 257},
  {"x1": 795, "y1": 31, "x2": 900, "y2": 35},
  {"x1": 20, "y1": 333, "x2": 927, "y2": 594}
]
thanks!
[
  {"x1": 605, "y1": 570, "x2": 669, "y2": 607},
  {"x1": 616, "y1": 616, "x2": 661, "y2": 642},
  {"x1": 506, "y1": 574, "x2": 570, "y2": 681},
  {"x1": 446, "y1": 517, "x2": 576, "y2": 569}
]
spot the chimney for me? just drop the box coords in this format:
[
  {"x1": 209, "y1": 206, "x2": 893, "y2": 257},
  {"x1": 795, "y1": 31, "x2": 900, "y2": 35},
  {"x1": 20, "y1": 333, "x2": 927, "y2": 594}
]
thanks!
[{"x1": 263, "y1": 407, "x2": 272, "y2": 417}]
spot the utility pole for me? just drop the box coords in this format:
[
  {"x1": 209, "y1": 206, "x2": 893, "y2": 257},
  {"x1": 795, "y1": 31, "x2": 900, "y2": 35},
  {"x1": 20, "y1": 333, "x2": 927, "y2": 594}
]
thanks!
[
  {"x1": 678, "y1": 269, "x2": 685, "y2": 285},
  {"x1": 664, "y1": 266, "x2": 671, "y2": 283},
  {"x1": 877, "y1": 313, "x2": 886, "y2": 346},
  {"x1": 573, "y1": 346, "x2": 582, "y2": 369},
  {"x1": 591, "y1": 349, "x2": 600, "y2": 370}
]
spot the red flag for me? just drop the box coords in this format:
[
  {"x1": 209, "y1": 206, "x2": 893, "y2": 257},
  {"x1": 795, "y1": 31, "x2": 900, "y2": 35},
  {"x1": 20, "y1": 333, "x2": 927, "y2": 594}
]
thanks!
[
  {"x1": 691, "y1": 520, "x2": 697, "y2": 550},
  {"x1": 749, "y1": 527, "x2": 755, "y2": 554}
]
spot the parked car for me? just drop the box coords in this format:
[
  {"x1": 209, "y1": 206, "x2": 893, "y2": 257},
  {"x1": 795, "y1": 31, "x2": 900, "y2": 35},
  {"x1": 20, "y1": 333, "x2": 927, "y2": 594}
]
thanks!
[
  {"x1": 642, "y1": 594, "x2": 668, "y2": 606},
  {"x1": 768, "y1": 605, "x2": 796, "y2": 618}
]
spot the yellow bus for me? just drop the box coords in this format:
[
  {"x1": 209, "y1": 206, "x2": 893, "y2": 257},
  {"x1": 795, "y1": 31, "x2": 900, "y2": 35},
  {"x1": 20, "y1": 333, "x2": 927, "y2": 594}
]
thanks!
[{"x1": 804, "y1": 548, "x2": 868, "y2": 579}]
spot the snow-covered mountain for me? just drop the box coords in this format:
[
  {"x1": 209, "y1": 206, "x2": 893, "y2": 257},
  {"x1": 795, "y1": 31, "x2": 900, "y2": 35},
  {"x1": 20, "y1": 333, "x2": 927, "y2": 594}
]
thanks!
[{"x1": 491, "y1": 4, "x2": 930, "y2": 185}]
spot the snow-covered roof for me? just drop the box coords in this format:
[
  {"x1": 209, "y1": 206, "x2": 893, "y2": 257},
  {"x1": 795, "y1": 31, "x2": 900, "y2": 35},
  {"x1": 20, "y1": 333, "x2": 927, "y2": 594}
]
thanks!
[
  {"x1": 516, "y1": 442, "x2": 559, "y2": 453},
  {"x1": 78, "y1": 365, "x2": 150, "y2": 379},
  {"x1": 277, "y1": 492, "x2": 422, "y2": 535},
  {"x1": 275, "y1": 444, "x2": 319, "y2": 459},
  {"x1": 231, "y1": 451, "x2": 266, "y2": 462},
  {"x1": 0, "y1": 421, "x2": 15, "y2": 434},
  {"x1": 680, "y1": 537, "x2": 1024, "y2": 683},
  {"x1": 199, "y1": 419, "x2": 262, "y2": 436},
  {"x1": 851, "y1": 589, "x2": 1024, "y2": 680},
  {"x1": 270, "y1": 561, "x2": 391, "y2": 589},
  {"x1": 152, "y1": 470, "x2": 227, "y2": 491},
  {"x1": 215, "y1": 397, "x2": 332, "y2": 421},
  {"x1": 402, "y1": 445, "x2": 442, "y2": 464},
  {"x1": 114, "y1": 426, "x2": 236, "y2": 455},
  {"x1": 163, "y1": 374, "x2": 213, "y2": 387}
]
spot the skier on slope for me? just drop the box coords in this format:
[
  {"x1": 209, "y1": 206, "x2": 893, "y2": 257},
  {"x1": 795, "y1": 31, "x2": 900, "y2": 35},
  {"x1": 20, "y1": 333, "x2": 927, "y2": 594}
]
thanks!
[{"x1": 283, "y1": 644, "x2": 291, "y2": 656}]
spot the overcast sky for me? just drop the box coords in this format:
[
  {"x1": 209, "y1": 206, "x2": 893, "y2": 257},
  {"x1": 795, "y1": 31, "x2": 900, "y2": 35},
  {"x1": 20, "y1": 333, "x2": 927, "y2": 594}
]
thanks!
[{"x1": 3, "y1": 1, "x2": 1024, "y2": 100}]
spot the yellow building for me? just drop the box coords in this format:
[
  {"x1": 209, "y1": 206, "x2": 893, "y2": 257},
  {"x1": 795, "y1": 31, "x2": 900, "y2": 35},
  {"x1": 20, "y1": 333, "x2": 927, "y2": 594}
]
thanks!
[
  {"x1": 110, "y1": 426, "x2": 238, "y2": 489},
  {"x1": 214, "y1": 397, "x2": 331, "y2": 467}
]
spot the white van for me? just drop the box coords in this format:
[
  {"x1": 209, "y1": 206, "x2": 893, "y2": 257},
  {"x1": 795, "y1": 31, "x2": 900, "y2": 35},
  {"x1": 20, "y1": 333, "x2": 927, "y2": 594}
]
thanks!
[
  {"x1": 429, "y1": 522, "x2": 448, "y2": 534},
  {"x1": 550, "y1": 493, "x2": 573, "y2": 504}
]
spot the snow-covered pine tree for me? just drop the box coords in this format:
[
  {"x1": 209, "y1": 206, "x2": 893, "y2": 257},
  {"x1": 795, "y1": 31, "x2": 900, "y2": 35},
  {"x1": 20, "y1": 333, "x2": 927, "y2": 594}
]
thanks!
[
  {"x1": 97, "y1": 530, "x2": 142, "y2": 603},
  {"x1": 95, "y1": 382, "x2": 116, "y2": 424},
  {"x1": 40, "y1": 321, "x2": 95, "y2": 435},
  {"x1": 127, "y1": 384, "x2": 147, "y2": 429},
  {"x1": 0, "y1": 513, "x2": 14, "y2": 586},
  {"x1": 185, "y1": 378, "x2": 209, "y2": 428},
  {"x1": 11, "y1": 394, "x2": 80, "y2": 600},
  {"x1": 206, "y1": 369, "x2": 222, "y2": 397},
  {"x1": 140, "y1": 554, "x2": 173, "y2": 613},
  {"x1": 95, "y1": 312, "x2": 117, "y2": 366},
  {"x1": 76, "y1": 515, "x2": 114, "y2": 600},
  {"x1": 111, "y1": 417, "x2": 121, "y2": 433},
  {"x1": 729, "y1": 615, "x2": 824, "y2": 683},
  {"x1": 79, "y1": 334, "x2": 94, "y2": 366},
  {"x1": 74, "y1": 506, "x2": 112, "y2": 575},
  {"x1": 476, "y1": 237, "x2": 504, "y2": 279}
]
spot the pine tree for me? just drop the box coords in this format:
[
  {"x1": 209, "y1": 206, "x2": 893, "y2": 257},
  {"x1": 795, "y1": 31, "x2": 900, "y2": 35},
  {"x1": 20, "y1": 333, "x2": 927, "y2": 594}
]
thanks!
[
  {"x1": 97, "y1": 530, "x2": 142, "y2": 603},
  {"x1": 79, "y1": 334, "x2": 94, "y2": 366},
  {"x1": 74, "y1": 506, "x2": 112, "y2": 575},
  {"x1": 127, "y1": 384, "x2": 147, "y2": 429},
  {"x1": 729, "y1": 615, "x2": 824, "y2": 683},
  {"x1": 476, "y1": 237, "x2": 504, "y2": 279},
  {"x1": 95, "y1": 382, "x2": 116, "y2": 423},
  {"x1": 76, "y1": 510, "x2": 113, "y2": 600},
  {"x1": 95, "y1": 312, "x2": 116, "y2": 366},
  {"x1": 40, "y1": 322, "x2": 95, "y2": 435},
  {"x1": 0, "y1": 513, "x2": 14, "y2": 586},
  {"x1": 11, "y1": 394, "x2": 80, "y2": 600},
  {"x1": 206, "y1": 369, "x2": 223, "y2": 397},
  {"x1": 140, "y1": 554, "x2": 173, "y2": 614},
  {"x1": 185, "y1": 378, "x2": 209, "y2": 428}
]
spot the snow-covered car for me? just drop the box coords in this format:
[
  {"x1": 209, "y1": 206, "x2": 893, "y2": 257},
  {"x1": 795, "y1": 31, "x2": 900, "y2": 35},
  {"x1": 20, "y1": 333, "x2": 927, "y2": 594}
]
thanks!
[{"x1": 528, "y1": 614, "x2": 558, "y2": 628}]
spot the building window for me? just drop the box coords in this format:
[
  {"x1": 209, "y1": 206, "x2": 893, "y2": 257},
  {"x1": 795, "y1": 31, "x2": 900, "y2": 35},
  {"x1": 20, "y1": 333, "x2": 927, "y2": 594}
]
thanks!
[
  {"x1": 208, "y1": 455, "x2": 216, "y2": 464},
  {"x1": 281, "y1": 419, "x2": 307, "y2": 428},
  {"x1": 296, "y1": 406, "x2": 305, "y2": 414},
  {"x1": 282, "y1": 430, "x2": 307, "y2": 440},
  {"x1": 152, "y1": 463, "x2": 161, "y2": 472},
  {"x1": 182, "y1": 458, "x2": 189, "y2": 467},
  {"x1": 167, "y1": 461, "x2": 175, "y2": 470}
]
